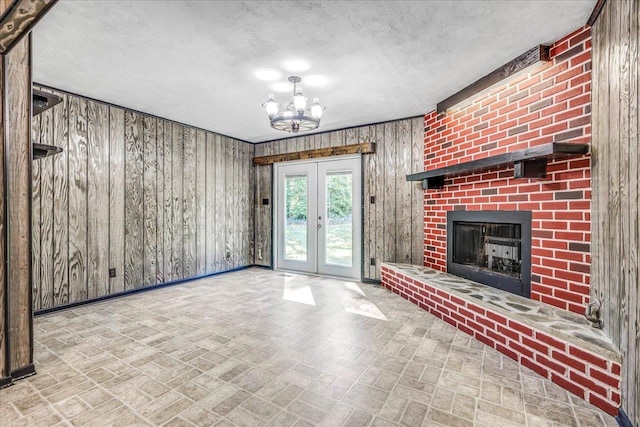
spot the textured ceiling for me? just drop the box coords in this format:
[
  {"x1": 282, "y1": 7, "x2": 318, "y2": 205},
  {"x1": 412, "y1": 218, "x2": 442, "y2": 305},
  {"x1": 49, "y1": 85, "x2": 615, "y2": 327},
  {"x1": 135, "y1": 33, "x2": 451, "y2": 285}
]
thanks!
[{"x1": 33, "y1": 1, "x2": 595, "y2": 143}]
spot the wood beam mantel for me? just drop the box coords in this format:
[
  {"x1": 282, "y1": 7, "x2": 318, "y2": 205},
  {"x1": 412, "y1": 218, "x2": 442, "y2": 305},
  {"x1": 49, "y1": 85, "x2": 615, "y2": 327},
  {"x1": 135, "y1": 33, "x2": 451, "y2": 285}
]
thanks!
[
  {"x1": 253, "y1": 142, "x2": 375, "y2": 166},
  {"x1": 436, "y1": 45, "x2": 551, "y2": 114}
]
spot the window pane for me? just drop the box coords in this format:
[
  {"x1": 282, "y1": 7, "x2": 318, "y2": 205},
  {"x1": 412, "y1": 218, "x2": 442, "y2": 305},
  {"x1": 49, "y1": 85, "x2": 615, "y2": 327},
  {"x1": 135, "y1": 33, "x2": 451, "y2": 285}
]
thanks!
[
  {"x1": 284, "y1": 174, "x2": 307, "y2": 261},
  {"x1": 325, "y1": 172, "x2": 352, "y2": 266}
]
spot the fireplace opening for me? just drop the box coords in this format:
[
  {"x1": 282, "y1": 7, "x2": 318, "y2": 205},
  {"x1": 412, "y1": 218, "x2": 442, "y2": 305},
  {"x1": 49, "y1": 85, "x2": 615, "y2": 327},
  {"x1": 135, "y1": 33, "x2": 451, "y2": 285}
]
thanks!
[{"x1": 447, "y1": 211, "x2": 531, "y2": 297}]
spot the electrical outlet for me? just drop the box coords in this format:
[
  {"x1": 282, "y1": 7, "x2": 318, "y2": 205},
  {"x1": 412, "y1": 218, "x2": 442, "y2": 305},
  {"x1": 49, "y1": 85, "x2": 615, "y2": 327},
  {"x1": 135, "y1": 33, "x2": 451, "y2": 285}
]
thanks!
[
  {"x1": 258, "y1": 249, "x2": 263, "y2": 260},
  {"x1": 226, "y1": 249, "x2": 231, "y2": 260},
  {"x1": 262, "y1": 198, "x2": 269, "y2": 206},
  {"x1": 109, "y1": 268, "x2": 116, "y2": 278},
  {"x1": 370, "y1": 258, "x2": 376, "y2": 266},
  {"x1": 370, "y1": 196, "x2": 375, "y2": 204}
]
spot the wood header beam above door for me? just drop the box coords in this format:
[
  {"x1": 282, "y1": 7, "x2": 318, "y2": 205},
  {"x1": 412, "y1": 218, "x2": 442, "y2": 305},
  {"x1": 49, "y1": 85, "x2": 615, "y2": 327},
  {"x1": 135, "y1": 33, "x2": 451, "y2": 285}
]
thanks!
[{"x1": 253, "y1": 142, "x2": 375, "y2": 166}]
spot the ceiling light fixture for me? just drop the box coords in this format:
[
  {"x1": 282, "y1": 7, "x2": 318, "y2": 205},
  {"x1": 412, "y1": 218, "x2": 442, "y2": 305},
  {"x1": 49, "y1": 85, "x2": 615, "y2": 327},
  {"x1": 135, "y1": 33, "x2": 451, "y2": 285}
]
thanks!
[{"x1": 263, "y1": 76, "x2": 325, "y2": 133}]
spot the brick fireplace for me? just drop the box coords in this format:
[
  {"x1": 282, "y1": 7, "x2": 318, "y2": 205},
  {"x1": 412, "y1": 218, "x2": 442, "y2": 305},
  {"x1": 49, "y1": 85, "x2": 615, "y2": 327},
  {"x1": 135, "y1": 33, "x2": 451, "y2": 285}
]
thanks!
[{"x1": 423, "y1": 26, "x2": 592, "y2": 314}]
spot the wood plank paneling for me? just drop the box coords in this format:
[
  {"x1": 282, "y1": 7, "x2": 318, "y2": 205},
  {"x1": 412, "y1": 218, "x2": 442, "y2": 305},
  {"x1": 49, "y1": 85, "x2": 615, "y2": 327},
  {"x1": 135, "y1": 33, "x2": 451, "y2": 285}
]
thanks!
[
  {"x1": 0, "y1": 50, "x2": 5, "y2": 379},
  {"x1": 410, "y1": 117, "x2": 424, "y2": 265},
  {"x1": 172, "y1": 124, "x2": 184, "y2": 279},
  {"x1": 53, "y1": 93, "x2": 69, "y2": 305},
  {"x1": 156, "y1": 120, "x2": 164, "y2": 283},
  {"x1": 361, "y1": 126, "x2": 373, "y2": 279},
  {"x1": 124, "y1": 111, "x2": 143, "y2": 290},
  {"x1": 39, "y1": 107, "x2": 54, "y2": 308},
  {"x1": 143, "y1": 116, "x2": 157, "y2": 286},
  {"x1": 195, "y1": 130, "x2": 206, "y2": 275},
  {"x1": 395, "y1": 120, "x2": 412, "y2": 264},
  {"x1": 373, "y1": 123, "x2": 385, "y2": 278},
  {"x1": 29, "y1": 87, "x2": 254, "y2": 312},
  {"x1": 384, "y1": 122, "x2": 397, "y2": 266},
  {"x1": 87, "y1": 101, "x2": 109, "y2": 298},
  {"x1": 215, "y1": 134, "x2": 226, "y2": 271},
  {"x1": 205, "y1": 132, "x2": 216, "y2": 272},
  {"x1": 68, "y1": 95, "x2": 88, "y2": 302},
  {"x1": 592, "y1": 1, "x2": 640, "y2": 423},
  {"x1": 182, "y1": 127, "x2": 196, "y2": 277},
  {"x1": 108, "y1": 107, "x2": 124, "y2": 293},
  {"x1": 31, "y1": 115, "x2": 41, "y2": 311},
  {"x1": 163, "y1": 121, "x2": 173, "y2": 282},
  {"x1": 6, "y1": 36, "x2": 32, "y2": 371}
]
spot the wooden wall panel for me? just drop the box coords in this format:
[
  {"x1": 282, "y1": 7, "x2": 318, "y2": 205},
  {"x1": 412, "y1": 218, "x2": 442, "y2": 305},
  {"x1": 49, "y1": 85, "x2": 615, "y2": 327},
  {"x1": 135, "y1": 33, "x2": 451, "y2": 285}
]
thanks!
[
  {"x1": 410, "y1": 118, "x2": 424, "y2": 265},
  {"x1": 0, "y1": 50, "x2": 5, "y2": 380},
  {"x1": 195, "y1": 130, "x2": 206, "y2": 275},
  {"x1": 253, "y1": 117, "x2": 424, "y2": 280},
  {"x1": 216, "y1": 134, "x2": 227, "y2": 271},
  {"x1": 39, "y1": 108, "x2": 54, "y2": 308},
  {"x1": 205, "y1": 132, "x2": 216, "y2": 272},
  {"x1": 68, "y1": 96, "x2": 88, "y2": 302},
  {"x1": 108, "y1": 107, "x2": 124, "y2": 294},
  {"x1": 6, "y1": 36, "x2": 32, "y2": 372},
  {"x1": 163, "y1": 121, "x2": 173, "y2": 282},
  {"x1": 592, "y1": 1, "x2": 640, "y2": 424},
  {"x1": 182, "y1": 127, "x2": 196, "y2": 277},
  {"x1": 31, "y1": 115, "x2": 41, "y2": 311},
  {"x1": 124, "y1": 111, "x2": 143, "y2": 290},
  {"x1": 30, "y1": 86, "x2": 254, "y2": 313},
  {"x1": 156, "y1": 121, "x2": 164, "y2": 283},
  {"x1": 143, "y1": 116, "x2": 157, "y2": 286},
  {"x1": 52, "y1": 93, "x2": 69, "y2": 305},
  {"x1": 383, "y1": 122, "x2": 397, "y2": 268},
  {"x1": 172, "y1": 124, "x2": 184, "y2": 279},
  {"x1": 87, "y1": 101, "x2": 109, "y2": 298}
]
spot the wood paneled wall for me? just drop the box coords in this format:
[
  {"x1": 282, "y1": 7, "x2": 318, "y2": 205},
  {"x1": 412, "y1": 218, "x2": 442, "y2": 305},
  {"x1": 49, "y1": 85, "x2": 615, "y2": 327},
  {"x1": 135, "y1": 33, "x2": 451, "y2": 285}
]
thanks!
[
  {"x1": 591, "y1": 0, "x2": 639, "y2": 423},
  {"x1": 254, "y1": 118, "x2": 424, "y2": 281},
  {"x1": 32, "y1": 86, "x2": 254, "y2": 312},
  {"x1": 1, "y1": 35, "x2": 33, "y2": 384}
]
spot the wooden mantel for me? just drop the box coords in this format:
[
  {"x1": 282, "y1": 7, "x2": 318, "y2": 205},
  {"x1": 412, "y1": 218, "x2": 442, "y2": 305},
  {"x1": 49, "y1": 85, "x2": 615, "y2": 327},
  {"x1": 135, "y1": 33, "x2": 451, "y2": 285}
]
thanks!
[{"x1": 407, "y1": 142, "x2": 589, "y2": 189}]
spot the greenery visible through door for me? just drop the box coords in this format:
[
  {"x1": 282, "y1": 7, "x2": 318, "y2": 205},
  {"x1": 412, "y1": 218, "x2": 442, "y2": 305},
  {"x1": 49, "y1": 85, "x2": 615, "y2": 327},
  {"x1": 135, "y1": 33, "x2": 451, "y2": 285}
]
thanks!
[{"x1": 285, "y1": 173, "x2": 353, "y2": 265}]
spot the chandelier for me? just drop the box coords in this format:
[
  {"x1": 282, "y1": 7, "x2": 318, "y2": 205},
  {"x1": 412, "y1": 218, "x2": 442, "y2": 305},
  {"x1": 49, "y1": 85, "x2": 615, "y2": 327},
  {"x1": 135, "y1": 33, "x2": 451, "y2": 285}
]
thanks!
[{"x1": 262, "y1": 76, "x2": 325, "y2": 133}]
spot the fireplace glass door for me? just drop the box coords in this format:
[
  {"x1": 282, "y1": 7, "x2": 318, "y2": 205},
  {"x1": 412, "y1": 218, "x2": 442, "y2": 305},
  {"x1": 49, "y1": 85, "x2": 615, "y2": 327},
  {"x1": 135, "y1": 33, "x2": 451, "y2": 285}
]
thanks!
[
  {"x1": 447, "y1": 211, "x2": 531, "y2": 297},
  {"x1": 452, "y1": 222, "x2": 521, "y2": 279}
]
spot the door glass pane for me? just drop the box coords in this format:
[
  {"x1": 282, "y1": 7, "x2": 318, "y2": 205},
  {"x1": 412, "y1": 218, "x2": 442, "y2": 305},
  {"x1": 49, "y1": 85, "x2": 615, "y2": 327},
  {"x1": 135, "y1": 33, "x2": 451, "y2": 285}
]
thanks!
[
  {"x1": 325, "y1": 171, "x2": 352, "y2": 266},
  {"x1": 284, "y1": 174, "x2": 307, "y2": 261}
]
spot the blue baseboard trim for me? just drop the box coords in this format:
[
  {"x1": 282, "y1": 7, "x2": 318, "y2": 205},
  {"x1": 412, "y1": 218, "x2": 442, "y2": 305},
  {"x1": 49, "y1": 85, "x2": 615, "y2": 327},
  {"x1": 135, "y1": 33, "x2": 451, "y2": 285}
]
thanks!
[
  {"x1": 34, "y1": 265, "x2": 253, "y2": 316},
  {"x1": 615, "y1": 407, "x2": 632, "y2": 427}
]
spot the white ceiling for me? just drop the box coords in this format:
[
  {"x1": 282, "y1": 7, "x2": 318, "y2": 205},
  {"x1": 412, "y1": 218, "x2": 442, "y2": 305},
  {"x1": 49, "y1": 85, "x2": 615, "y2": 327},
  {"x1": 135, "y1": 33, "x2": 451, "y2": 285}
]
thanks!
[{"x1": 33, "y1": 1, "x2": 595, "y2": 143}]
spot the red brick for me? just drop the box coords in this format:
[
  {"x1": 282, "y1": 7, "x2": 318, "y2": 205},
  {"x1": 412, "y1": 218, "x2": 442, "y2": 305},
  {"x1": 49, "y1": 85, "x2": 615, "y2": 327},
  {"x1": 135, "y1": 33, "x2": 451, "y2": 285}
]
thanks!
[
  {"x1": 535, "y1": 353, "x2": 567, "y2": 375},
  {"x1": 536, "y1": 332, "x2": 567, "y2": 351},
  {"x1": 588, "y1": 392, "x2": 618, "y2": 416},
  {"x1": 570, "y1": 370, "x2": 607, "y2": 396},
  {"x1": 521, "y1": 356, "x2": 550, "y2": 378},
  {"x1": 523, "y1": 336, "x2": 550, "y2": 355},
  {"x1": 589, "y1": 367, "x2": 620, "y2": 388},
  {"x1": 550, "y1": 372, "x2": 585, "y2": 399}
]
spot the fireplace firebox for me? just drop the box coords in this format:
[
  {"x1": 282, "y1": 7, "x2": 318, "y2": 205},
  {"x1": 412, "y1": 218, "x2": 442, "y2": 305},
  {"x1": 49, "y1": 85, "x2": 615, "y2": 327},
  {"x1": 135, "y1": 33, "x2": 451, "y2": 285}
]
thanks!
[{"x1": 447, "y1": 211, "x2": 532, "y2": 297}]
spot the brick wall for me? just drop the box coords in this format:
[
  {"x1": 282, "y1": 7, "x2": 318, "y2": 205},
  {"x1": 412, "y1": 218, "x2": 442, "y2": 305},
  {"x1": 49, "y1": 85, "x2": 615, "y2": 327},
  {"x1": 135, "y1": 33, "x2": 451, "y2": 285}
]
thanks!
[
  {"x1": 382, "y1": 265, "x2": 621, "y2": 415},
  {"x1": 423, "y1": 27, "x2": 592, "y2": 314}
]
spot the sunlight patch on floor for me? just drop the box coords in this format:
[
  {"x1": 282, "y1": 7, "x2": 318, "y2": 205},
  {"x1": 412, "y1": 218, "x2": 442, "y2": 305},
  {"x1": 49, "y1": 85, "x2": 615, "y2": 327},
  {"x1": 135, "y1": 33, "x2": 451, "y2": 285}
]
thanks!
[
  {"x1": 340, "y1": 282, "x2": 387, "y2": 321},
  {"x1": 283, "y1": 276, "x2": 316, "y2": 305}
]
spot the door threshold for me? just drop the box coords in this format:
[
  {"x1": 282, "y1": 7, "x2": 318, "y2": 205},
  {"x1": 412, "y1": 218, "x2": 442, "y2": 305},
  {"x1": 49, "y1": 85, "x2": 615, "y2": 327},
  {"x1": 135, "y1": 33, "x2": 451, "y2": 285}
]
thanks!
[{"x1": 274, "y1": 268, "x2": 362, "y2": 283}]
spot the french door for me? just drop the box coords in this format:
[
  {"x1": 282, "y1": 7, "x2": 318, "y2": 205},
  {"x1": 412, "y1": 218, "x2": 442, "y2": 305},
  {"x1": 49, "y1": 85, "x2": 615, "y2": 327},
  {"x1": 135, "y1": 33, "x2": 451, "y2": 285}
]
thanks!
[{"x1": 275, "y1": 156, "x2": 362, "y2": 279}]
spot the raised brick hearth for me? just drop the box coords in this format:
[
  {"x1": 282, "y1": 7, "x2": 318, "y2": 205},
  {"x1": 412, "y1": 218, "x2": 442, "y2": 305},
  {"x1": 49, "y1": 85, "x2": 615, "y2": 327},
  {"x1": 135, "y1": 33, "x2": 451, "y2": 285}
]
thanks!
[
  {"x1": 422, "y1": 26, "x2": 592, "y2": 314},
  {"x1": 381, "y1": 263, "x2": 622, "y2": 415}
]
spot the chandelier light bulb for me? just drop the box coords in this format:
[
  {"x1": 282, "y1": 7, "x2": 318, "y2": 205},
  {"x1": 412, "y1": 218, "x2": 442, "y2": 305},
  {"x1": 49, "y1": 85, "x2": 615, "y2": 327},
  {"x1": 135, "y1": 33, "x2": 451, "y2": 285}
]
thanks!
[
  {"x1": 311, "y1": 97, "x2": 324, "y2": 119},
  {"x1": 293, "y1": 87, "x2": 306, "y2": 114},
  {"x1": 263, "y1": 93, "x2": 278, "y2": 118}
]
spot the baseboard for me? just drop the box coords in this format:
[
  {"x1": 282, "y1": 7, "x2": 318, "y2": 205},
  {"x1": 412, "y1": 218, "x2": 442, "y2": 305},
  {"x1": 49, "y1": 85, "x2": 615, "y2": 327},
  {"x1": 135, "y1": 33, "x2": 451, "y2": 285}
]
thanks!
[
  {"x1": 616, "y1": 407, "x2": 632, "y2": 427},
  {"x1": 35, "y1": 265, "x2": 253, "y2": 316},
  {"x1": 10, "y1": 364, "x2": 36, "y2": 381},
  {"x1": 362, "y1": 278, "x2": 381, "y2": 284},
  {"x1": 0, "y1": 375, "x2": 12, "y2": 389}
]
